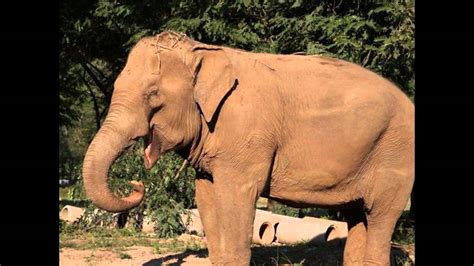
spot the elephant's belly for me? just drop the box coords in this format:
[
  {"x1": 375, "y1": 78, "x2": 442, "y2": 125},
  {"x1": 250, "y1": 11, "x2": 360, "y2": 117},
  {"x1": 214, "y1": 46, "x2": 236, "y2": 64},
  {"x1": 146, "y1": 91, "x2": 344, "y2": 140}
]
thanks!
[
  {"x1": 264, "y1": 154, "x2": 367, "y2": 209},
  {"x1": 264, "y1": 174, "x2": 362, "y2": 209},
  {"x1": 264, "y1": 120, "x2": 383, "y2": 208}
]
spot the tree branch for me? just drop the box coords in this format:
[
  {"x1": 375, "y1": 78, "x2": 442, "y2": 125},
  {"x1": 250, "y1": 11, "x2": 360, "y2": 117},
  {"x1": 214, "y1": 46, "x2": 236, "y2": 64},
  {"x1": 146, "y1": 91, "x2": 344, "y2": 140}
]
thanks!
[
  {"x1": 174, "y1": 160, "x2": 189, "y2": 179},
  {"x1": 99, "y1": 105, "x2": 109, "y2": 121},
  {"x1": 86, "y1": 61, "x2": 109, "y2": 82},
  {"x1": 80, "y1": 62, "x2": 111, "y2": 102},
  {"x1": 80, "y1": 74, "x2": 102, "y2": 130}
]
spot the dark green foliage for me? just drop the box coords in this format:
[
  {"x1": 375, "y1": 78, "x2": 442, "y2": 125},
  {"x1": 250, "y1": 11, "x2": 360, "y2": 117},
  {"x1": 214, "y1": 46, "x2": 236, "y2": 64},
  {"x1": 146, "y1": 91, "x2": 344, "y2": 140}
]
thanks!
[
  {"x1": 392, "y1": 212, "x2": 415, "y2": 244},
  {"x1": 66, "y1": 143, "x2": 195, "y2": 237},
  {"x1": 60, "y1": 0, "x2": 414, "y2": 237},
  {"x1": 269, "y1": 201, "x2": 333, "y2": 220},
  {"x1": 270, "y1": 202, "x2": 301, "y2": 217}
]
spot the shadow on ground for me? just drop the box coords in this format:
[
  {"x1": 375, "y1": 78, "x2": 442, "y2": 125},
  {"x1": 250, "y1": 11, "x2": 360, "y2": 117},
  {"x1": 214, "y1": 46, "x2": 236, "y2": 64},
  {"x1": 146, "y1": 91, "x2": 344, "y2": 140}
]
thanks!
[{"x1": 143, "y1": 239, "x2": 413, "y2": 265}]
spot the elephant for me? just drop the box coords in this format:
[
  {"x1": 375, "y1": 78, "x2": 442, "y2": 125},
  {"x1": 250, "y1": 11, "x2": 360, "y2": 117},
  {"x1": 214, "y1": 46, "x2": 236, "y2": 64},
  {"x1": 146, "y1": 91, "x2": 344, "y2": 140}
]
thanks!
[{"x1": 82, "y1": 31, "x2": 414, "y2": 265}]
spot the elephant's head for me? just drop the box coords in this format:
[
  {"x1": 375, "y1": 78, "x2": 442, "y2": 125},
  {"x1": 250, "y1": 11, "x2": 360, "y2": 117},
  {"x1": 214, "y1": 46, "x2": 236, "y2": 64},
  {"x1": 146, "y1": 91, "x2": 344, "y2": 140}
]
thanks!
[{"x1": 82, "y1": 32, "x2": 237, "y2": 212}]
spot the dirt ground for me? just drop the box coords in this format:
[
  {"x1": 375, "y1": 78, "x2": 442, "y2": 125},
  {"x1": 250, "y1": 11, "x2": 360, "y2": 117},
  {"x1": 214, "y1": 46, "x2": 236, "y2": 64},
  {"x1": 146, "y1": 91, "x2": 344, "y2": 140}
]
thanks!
[
  {"x1": 60, "y1": 234, "x2": 414, "y2": 265},
  {"x1": 60, "y1": 246, "x2": 210, "y2": 265}
]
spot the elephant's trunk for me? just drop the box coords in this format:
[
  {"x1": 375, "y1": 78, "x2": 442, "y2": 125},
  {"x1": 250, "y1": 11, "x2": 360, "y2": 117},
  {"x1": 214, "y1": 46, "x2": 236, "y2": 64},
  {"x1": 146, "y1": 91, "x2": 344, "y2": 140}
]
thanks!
[{"x1": 82, "y1": 111, "x2": 147, "y2": 212}]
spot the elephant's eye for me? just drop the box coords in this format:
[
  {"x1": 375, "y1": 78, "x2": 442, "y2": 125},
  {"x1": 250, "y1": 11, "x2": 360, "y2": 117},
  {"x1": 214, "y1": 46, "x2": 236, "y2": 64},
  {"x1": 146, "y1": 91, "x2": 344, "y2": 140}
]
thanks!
[
  {"x1": 146, "y1": 88, "x2": 159, "y2": 98},
  {"x1": 146, "y1": 88, "x2": 161, "y2": 108}
]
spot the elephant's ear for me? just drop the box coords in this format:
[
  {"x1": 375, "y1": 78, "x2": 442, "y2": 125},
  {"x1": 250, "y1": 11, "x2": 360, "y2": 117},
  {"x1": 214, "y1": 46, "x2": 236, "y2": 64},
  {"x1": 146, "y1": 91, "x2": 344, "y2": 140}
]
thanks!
[{"x1": 191, "y1": 44, "x2": 237, "y2": 123}]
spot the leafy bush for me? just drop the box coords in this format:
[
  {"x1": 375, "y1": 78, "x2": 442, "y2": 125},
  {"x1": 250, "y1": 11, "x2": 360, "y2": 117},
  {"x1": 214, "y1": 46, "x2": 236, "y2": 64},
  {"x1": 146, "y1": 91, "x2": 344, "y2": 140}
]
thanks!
[{"x1": 67, "y1": 142, "x2": 195, "y2": 237}]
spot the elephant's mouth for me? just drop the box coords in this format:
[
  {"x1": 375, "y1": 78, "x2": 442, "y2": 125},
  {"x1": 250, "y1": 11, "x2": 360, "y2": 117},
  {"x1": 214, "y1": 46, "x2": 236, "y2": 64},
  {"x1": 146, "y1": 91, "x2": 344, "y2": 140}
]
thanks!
[{"x1": 144, "y1": 126, "x2": 161, "y2": 169}]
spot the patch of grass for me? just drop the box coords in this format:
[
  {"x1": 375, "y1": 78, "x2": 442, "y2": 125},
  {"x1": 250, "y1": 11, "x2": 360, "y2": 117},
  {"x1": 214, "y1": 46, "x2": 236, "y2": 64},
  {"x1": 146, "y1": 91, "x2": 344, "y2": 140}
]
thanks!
[
  {"x1": 152, "y1": 238, "x2": 205, "y2": 254},
  {"x1": 60, "y1": 226, "x2": 157, "y2": 250},
  {"x1": 60, "y1": 226, "x2": 207, "y2": 254},
  {"x1": 61, "y1": 241, "x2": 79, "y2": 249},
  {"x1": 185, "y1": 239, "x2": 204, "y2": 252},
  {"x1": 61, "y1": 235, "x2": 156, "y2": 250},
  {"x1": 61, "y1": 224, "x2": 145, "y2": 238},
  {"x1": 118, "y1": 251, "x2": 132, "y2": 260}
]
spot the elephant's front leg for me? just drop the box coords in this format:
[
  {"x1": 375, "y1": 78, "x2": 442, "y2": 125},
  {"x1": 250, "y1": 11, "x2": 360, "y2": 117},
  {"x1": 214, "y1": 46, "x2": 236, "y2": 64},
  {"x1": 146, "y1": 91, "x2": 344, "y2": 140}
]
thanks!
[
  {"x1": 196, "y1": 167, "x2": 263, "y2": 265},
  {"x1": 195, "y1": 174, "x2": 225, "y2": 263}
]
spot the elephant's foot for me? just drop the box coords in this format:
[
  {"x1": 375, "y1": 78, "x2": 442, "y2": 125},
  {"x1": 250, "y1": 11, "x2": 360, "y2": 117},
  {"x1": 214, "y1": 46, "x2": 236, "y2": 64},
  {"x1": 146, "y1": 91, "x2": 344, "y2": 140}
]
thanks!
[
  {"x1": 362, "y1": 213, "x2": 399, "y2": 266},
  {"x1": 342, "y1": 208, "x2": 367, "y2": 266}
]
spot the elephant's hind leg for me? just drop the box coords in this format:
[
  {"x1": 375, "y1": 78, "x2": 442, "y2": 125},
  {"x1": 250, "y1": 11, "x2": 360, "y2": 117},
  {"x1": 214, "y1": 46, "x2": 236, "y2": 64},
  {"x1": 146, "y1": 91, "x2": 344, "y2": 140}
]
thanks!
[
  {"x1": 363, "y1": 210, "x2": 400, "y2": 265},
  {"x1": 342, "y1": 208, "x2": 367, "y2": 266},
  {"x1": 361, "y1": 123, "x2": 414, "y2": 265},
  {"x1": 363, "y1": 169, "x2": 413, "y2": 265}
]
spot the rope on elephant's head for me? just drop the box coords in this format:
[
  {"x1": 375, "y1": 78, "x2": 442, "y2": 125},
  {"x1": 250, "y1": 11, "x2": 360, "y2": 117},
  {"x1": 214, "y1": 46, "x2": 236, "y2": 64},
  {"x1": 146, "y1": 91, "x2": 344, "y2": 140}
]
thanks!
[
  {"x1": 149, "y1": 31, "x2": 194, "y2": 75},
  {"x1": 152, "y1": 31, "x2": 189, "y2": 53}
]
